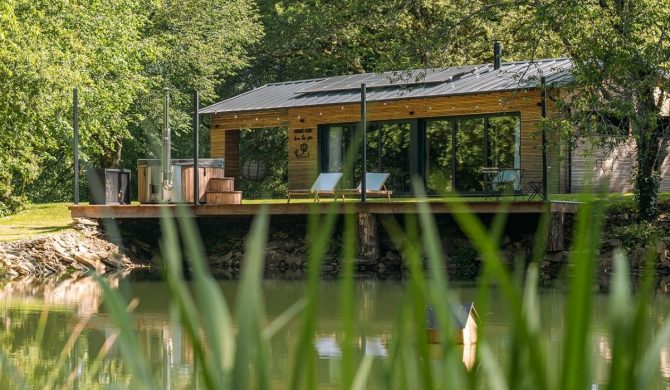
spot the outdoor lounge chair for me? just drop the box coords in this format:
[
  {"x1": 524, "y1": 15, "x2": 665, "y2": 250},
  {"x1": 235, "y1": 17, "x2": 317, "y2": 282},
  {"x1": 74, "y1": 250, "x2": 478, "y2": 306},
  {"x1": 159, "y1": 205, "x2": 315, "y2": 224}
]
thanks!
[
  {"x1": 337, "y1": 172, "x2": 393, "y2": 202},
  {"x1": 492, "y1": 168, "x2": 522, "y2": 194},
  {"x1": 286, "y1": 172, "x2": 343, "y2": 203},
  {"x1": 482, "y1": 167, "x2": 522, "y2": 199}
]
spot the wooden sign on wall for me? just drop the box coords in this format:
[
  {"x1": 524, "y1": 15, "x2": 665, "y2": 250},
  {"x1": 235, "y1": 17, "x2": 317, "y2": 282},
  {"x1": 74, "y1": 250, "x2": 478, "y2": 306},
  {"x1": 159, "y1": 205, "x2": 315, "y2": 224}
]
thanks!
[
  {"x1": 288, "y1": 127, "x2": 318, "y2": 189},
  {"x1": 291, "y1": 128, "x2": 315, "y2": 159}
]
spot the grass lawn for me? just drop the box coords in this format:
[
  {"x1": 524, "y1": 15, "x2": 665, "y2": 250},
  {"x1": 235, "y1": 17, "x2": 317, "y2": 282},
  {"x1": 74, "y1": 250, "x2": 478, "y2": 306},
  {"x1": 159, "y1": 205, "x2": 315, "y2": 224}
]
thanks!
[{"x1": 0, "y1": 203, "x2": 73, "y2": 242}]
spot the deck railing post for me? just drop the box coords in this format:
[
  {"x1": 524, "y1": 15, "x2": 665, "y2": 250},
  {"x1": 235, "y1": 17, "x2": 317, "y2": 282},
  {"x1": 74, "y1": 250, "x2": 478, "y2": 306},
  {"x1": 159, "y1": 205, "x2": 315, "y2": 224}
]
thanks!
[
  {"x1": 73, "y1": 88, "x2": 79, "y2": 205},
  {"x1": 541, "y1": 76, "x2": 548, "y2": 200},
  {"x1": 194, "y1": 90, "x2": 200, "y2": 206},
  {"x1": 361, "y1": 83, "x2": 367, "y2": 203}
]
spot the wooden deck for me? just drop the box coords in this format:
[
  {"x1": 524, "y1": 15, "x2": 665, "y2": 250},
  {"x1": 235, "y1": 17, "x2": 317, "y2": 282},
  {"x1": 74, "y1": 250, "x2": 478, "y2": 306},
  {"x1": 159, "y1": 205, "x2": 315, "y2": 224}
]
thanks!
[{"x1": 69, "y1": 201, "x2": 579, "y2": 219}]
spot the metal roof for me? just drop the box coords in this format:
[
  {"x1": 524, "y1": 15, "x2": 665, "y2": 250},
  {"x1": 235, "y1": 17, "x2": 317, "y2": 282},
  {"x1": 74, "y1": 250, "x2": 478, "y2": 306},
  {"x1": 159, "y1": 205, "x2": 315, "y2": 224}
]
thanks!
[{"x1": 200, "y1": 58, "x2": 573, "y2": 114}]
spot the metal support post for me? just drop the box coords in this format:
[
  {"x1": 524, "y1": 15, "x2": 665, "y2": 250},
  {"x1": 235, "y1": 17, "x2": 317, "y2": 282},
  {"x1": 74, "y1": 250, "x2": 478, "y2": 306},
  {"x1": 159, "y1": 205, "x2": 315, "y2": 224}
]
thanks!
[{"x1": 361, "y1": 83, "x2": 367, "y2": 203}]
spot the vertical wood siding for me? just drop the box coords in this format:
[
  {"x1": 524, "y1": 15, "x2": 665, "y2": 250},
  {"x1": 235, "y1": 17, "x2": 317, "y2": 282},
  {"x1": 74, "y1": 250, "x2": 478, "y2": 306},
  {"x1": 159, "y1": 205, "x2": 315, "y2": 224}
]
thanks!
[{"x1": 571, "y1": 137, "x2": 670, "y2": 193}]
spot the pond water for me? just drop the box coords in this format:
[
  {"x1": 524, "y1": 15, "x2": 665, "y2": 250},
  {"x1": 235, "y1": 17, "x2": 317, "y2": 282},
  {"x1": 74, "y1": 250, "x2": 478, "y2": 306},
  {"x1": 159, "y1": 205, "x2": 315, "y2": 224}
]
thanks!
[{"x1": 1, "y1": 274, "x2": 670, "y2": 389}]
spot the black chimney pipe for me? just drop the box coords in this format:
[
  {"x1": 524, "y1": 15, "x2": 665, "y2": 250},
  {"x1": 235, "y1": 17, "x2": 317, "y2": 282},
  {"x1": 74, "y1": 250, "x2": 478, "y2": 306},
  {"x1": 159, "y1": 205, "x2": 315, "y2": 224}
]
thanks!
[{"x1": 493, "y1": 41, "x2": 502, "y2": 70}]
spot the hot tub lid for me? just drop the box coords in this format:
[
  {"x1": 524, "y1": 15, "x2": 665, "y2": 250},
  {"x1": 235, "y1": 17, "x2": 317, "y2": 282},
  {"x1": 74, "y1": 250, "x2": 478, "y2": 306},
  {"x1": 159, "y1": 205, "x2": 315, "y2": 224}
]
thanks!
[
  {"x1": 171, "y1": 158, "x2": 224, "y2": 168},
  {"x1": 137, "y1": 159, "x2": 161, "y2": 167},
  {"x1": 137, "y1": 158, "x2": 224, "y2": 168}
]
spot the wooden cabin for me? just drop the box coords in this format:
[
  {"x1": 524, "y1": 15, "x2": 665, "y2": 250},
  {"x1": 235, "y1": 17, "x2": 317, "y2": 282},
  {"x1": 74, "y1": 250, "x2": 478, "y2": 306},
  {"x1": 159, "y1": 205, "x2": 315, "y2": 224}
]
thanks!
[{"x1": 200, "y1": 58, "x2": 573, "y2": 196}]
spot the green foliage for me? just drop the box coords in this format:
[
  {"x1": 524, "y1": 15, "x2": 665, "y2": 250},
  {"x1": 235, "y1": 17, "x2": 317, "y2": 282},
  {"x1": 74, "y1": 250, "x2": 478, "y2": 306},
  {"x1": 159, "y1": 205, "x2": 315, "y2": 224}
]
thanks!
[
  {"x1": 121, "y1": 0, "x2": 263, "y2": 172},
  {"x1": 0, "y1": 196, "x2": 26, "y2": 218},
  {"x1": 1, "y1": 0, "x2": 150, "y2": 206},
  {"x1": 451, "y1": 246, "x2": 480, "y2": 280},
  {"x1": 0, "y1": 0, "x2": 262, "y2": 210},
  {"x1": 611, "y1": 223, "x2": 659, "y2": 254},
  {"x1": 516, "y1": 0, "x2": 670, "y2": 219}
]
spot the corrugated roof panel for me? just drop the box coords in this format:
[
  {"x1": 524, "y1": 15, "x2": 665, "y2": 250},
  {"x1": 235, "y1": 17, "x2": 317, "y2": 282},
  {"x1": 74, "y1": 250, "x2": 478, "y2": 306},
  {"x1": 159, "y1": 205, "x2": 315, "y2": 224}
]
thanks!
[
  {"x1": 200, "y1": 58, "x2": 573, "y2": 114},
  {"x1": 296, "y1": 65, "x2": 481, "y2": 94}
]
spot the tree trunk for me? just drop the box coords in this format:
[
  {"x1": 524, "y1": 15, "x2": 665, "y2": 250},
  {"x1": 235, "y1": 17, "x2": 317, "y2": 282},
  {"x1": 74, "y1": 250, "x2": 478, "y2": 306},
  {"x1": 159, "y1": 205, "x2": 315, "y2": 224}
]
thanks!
[
  {"x1": 99, "y1": 140, "x2": 123, "y2": 168},
  {"x1": 635, "y1": 133, "x2": 660, "y2": 221},
  {"x1": 634, "y1": 89, "x2": 663, "y2": 221}
]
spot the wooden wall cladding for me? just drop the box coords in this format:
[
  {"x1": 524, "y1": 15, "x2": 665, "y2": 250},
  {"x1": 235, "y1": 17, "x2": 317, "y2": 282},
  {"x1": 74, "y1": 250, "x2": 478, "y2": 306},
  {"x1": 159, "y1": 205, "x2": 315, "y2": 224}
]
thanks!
[
  {"x1": 225, "y1": 130, "x2": 240, "y2": 181},
  {"x1": 211, "y1": 128, "x2": 225, "y2": 159},
  {"x1": 211, "y1": 129, "x2": 240, "y2": 185},
  {"x1": 210, "y1": 109, "x2": 289, "y2": 130},
  {"x1": 209, "y1": 90, "x2": 563, "y2": 192},
  {"x1": 571, "y1": 136, "x2": 670, "y2": 193},
  {"x1": 287, "y1": 126, "x2": 318, "y2": 190}
]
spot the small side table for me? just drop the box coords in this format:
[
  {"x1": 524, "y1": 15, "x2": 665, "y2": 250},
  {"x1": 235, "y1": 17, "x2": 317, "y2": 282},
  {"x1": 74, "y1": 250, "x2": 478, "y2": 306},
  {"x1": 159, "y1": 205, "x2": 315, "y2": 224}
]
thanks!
[{"x1": 528, "y1": 181, "x2": 544, "y2": 200}]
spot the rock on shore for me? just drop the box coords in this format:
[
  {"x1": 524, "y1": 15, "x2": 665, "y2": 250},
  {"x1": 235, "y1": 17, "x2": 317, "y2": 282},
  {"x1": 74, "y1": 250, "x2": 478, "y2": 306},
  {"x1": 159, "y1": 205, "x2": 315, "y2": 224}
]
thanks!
[{"x1": 0, "y1": 219, "x2": 145, "y2": 279}]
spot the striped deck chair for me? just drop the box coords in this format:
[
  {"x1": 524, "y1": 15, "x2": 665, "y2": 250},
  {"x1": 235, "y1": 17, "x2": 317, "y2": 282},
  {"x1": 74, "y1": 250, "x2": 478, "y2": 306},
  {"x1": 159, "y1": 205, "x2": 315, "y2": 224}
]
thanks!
[
  {"x1": 337, "y1": 172, "x2": 393, "y2": 201},
  {"x1": 286, "y1": 172, "x2": 343, "y2": 203}
]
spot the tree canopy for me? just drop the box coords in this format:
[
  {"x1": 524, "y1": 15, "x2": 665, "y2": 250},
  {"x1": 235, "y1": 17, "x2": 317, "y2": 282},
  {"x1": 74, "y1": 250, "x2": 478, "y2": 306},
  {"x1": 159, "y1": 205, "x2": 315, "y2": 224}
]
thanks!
[{"x1": 0, "y1": 0, "x2": 261, "y2": 214}]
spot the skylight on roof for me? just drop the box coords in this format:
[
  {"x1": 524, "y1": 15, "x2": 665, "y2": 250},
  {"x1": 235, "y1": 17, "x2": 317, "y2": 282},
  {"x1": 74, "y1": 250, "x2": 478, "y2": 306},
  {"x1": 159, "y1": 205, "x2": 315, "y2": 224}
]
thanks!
[{"x1": 295, "y1": 66, "x2": 479, "y2": 94}]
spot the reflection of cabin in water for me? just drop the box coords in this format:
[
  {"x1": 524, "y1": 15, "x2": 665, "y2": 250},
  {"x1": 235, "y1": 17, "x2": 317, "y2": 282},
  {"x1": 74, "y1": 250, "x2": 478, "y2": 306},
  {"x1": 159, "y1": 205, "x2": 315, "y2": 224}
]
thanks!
[{"x1": 200, "y1": 57, "x2": 573, "y2": 195}]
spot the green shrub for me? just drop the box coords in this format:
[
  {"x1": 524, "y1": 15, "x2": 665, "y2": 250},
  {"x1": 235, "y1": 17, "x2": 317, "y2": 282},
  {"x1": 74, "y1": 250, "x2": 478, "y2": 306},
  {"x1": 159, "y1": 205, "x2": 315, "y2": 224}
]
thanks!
[
  {"x1": 611, "y1": 223, "x2": 659, "y2": 253},
  {"x1": 0, "y1": 195, "x2": 27, "y2": 217},
  {"x1": 450, "y1": 246, "x2": 480, "y2": 280}
]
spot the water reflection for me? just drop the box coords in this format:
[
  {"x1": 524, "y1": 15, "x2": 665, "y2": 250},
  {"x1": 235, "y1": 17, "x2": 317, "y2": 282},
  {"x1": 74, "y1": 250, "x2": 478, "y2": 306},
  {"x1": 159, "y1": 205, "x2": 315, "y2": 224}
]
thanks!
[
  {"x1": 0, "y1": 275, "x2": 669, "y2": 388},
  {"x1": 0, "y1": 272, "x2": 128, "y2": 317},
  {"x1": 661, "y1": 347, "x2": 670, "y2": 379}
]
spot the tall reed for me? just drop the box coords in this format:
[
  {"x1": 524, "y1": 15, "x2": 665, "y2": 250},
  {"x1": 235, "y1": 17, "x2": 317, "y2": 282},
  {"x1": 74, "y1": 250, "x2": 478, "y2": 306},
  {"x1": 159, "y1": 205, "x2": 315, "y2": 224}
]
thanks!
[{"x1": 8, "y1": 191, "x2": 669, "y2": 388}]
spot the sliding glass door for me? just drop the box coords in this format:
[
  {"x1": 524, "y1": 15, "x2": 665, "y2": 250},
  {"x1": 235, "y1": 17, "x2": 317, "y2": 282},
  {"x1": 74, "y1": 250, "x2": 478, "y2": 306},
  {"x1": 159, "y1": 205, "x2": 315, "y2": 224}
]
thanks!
[
  {"x1": 319, "y1": 114, "x2": 520, "y2": 195},
  {"x1": 488, "y1": 116, "x2": 520, "y2": 169},
  {"x1": 424, "y1": 114, "x2": 520, "y2": 194},
  {"x1": 366, "y1": 122, "x2": 412, "y2": 193},
  {"x1": 455, "y1": 118, "x2": 486, "y2": 191},
  {"x1": 426, "y1": 120, "x2": 454, "y2": 193},
  {"x1": 319, "y1": 124, "x2": 357, "y2": 188},
  {"x1": 320, "y1": 121, "x2": 412, "y2": 193}
]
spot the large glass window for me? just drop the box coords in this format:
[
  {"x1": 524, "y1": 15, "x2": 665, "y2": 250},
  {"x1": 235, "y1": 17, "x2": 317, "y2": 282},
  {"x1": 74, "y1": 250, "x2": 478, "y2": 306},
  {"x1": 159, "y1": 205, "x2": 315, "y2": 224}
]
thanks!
[
  {"x1": 488, "y1": 116, "x2": 520, "y2": 169},
  {"x1": 321, "y1": 121, "x2": 412, "y2": 193},
  {"x1": 424, "y1": 114, "x2": 520, "y2": 194},
  {"x1": 365, "y1": 122, "x2": 412, "y2": 193},
  {"x1": 455, "y1": 118, "x2": 486, "y2": 191},
  {"x1": 426, "y1": 120, "x2": 454, "y2": 193},
  {"x1": 319, "y1": 124, "x2": 357, "y2": 187},
  {"x1": 319, "y1": 114, "x2": 520, "y2": 195},
  {"x1": 327, "y1": 126, "x2": 344, "y2": 172}
]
